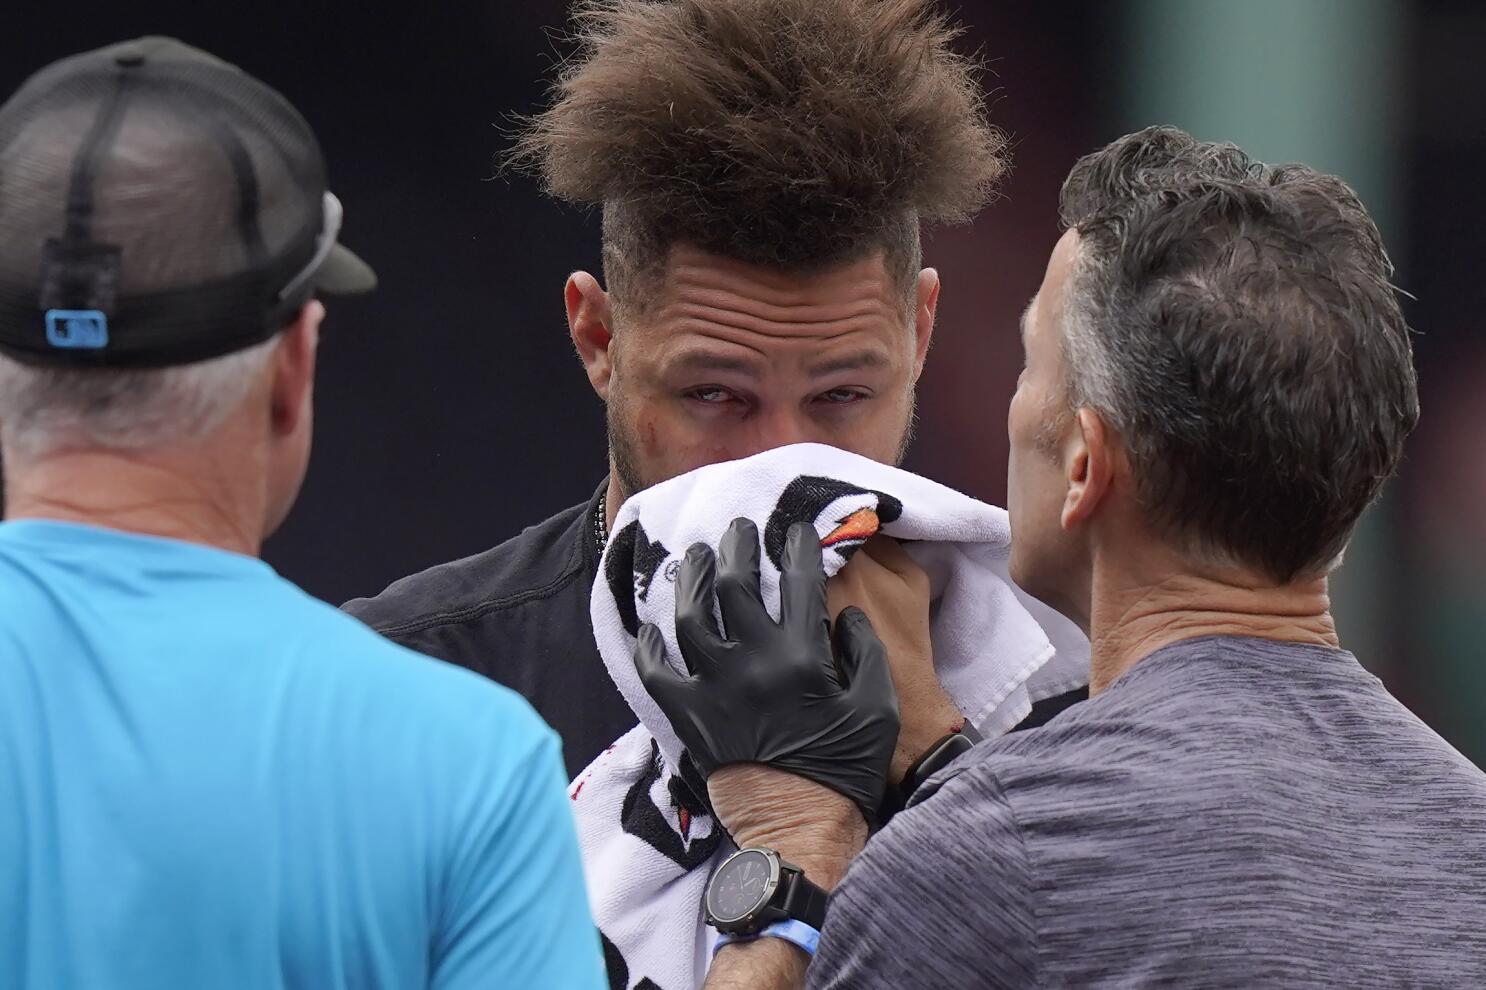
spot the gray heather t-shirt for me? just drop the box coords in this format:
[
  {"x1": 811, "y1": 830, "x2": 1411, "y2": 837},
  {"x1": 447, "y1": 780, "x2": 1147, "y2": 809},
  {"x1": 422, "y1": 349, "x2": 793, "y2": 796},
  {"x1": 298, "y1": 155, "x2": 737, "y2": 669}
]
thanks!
[{"x1": 810, "y1": 636, "x2": 1486, "y2": 988}]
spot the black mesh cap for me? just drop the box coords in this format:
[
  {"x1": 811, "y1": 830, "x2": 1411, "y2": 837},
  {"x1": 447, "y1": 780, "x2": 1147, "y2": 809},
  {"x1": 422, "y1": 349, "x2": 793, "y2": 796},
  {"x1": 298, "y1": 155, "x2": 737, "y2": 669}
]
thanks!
[{"x1": 0, "y1": 36, "x2": 376, "y2": 368}]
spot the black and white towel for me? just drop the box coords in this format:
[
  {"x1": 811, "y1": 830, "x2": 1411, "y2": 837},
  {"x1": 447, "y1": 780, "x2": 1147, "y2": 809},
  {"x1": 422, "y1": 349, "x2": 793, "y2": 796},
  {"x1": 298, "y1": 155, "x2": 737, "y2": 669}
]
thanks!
[{"x1": 571, "y1": 443, "x2": 1089, "y2": 990}]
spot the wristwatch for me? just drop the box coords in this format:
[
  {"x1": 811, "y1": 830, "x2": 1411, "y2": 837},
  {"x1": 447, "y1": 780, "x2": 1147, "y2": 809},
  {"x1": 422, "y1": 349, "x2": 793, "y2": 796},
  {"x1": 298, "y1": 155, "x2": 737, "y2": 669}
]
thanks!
[
  {"x1": 900, "y1": 719, "x2": 983, "y2": 803},
  {"x1": 878, "y1": 719, "x2": 985, "y2": 822},
  {"x1": 704, "y1": 847, "x2": 829, "y2": 937}
]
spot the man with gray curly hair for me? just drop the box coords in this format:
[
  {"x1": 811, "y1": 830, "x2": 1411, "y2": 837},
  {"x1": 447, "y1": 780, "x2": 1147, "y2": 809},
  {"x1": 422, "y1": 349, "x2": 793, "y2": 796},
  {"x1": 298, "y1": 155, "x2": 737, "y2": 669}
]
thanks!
[{"x1": 636, "y1": 126, "x2": 1486, "y2": 988}]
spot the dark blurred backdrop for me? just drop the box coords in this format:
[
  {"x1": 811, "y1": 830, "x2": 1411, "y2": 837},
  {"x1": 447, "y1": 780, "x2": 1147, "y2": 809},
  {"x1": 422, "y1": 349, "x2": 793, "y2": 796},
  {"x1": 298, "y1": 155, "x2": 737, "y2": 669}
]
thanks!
[{"x1": 4, "y1": 0, "x2": 1483, "y2": 764}]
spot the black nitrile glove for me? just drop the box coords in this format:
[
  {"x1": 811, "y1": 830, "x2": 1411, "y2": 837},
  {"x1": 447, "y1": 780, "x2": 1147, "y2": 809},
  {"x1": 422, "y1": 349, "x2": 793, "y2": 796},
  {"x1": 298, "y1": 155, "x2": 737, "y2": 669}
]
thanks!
[{"x1": 633, "y1": 517, "x2": 900, "y2": 824}]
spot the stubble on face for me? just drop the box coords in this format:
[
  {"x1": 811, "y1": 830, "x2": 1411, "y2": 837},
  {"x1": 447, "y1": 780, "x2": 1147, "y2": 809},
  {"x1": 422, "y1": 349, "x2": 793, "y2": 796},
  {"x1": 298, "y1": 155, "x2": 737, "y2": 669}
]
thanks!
[
  {"x1": 1032, "y1": 384, "x2": 1073, "y2": 459},
  {"x1": 607, "y1": 387, "x2": 652, "y2": 499}
]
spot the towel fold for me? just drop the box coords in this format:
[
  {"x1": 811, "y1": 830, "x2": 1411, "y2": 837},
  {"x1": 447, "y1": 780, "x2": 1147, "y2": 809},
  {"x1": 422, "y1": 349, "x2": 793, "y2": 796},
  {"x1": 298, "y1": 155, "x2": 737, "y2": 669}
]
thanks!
[{"x1": 572, "y1": 443, "x2": 1088, "y2": 990}]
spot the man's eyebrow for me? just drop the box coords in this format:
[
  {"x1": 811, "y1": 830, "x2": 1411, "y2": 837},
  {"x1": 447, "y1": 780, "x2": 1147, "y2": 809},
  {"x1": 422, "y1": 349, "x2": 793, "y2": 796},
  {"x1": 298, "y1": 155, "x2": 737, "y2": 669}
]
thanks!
[
  {"x1": 804, "y1": 351, "x2": 892, "y2": 377},
  {"x1": 664, "y1": 350, "x2": 763, "y2": 376}
]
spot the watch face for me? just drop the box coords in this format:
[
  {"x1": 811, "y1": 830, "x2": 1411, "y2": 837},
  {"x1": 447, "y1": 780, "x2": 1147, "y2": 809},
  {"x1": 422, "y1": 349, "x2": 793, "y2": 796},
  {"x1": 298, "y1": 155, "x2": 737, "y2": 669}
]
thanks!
[{"x1": 707, "y1": 849, "x2": 775, "y2": 924}]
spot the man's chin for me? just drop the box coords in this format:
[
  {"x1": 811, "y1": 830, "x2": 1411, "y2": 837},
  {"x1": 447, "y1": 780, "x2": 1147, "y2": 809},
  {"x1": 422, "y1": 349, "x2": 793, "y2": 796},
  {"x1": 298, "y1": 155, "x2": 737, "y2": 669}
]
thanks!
[{"x1": 1007, "y1": 551, "x2": 1031, "y2": 593}]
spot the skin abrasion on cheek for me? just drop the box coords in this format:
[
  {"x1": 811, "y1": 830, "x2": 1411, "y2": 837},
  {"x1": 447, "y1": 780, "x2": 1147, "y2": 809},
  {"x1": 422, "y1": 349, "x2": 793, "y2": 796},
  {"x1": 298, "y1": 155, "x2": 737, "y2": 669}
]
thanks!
[{"x1": 640, "y1": 416, "x2": 660, "y2": 449}]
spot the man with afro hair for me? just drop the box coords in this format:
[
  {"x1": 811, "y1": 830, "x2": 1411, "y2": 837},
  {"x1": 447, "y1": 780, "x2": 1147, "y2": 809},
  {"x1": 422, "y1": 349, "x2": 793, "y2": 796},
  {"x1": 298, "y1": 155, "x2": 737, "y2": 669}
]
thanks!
[{"x1": 346, "y1": 0, "x2": 1038, "y2": 786}]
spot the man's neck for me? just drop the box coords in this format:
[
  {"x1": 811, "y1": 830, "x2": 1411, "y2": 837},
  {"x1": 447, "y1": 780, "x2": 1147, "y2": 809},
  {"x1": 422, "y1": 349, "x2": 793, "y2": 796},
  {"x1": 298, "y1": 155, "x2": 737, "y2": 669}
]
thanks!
[
  {"x1": 4, "y1": 447, "x2": 265, "y2": 557},
  {"x1": 1086, "y1": 561, "x2": 1339, "y2": 695},
  {"x1": 604, "y1": 472, "x2": 626, "y2": 533}
]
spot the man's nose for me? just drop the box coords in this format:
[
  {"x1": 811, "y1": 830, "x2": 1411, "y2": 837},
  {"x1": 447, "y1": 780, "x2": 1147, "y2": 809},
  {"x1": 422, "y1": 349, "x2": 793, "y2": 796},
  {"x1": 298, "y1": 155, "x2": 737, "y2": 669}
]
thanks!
[{"x1": 744, "y1": 407, "x2": 817, "y2": 455}]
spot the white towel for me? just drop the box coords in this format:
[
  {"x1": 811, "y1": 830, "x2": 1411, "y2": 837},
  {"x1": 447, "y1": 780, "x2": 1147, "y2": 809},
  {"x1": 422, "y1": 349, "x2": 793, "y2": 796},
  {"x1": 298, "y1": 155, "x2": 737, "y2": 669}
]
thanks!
[{"x1": 572, "y1": 443, "x2": 1089, "y2": 990}]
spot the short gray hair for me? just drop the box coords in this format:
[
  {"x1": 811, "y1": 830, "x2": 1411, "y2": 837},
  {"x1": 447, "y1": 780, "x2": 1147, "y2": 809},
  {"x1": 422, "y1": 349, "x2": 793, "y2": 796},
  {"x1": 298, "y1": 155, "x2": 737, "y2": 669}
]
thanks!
[
  {"x1": 1056, "y1": 126, "x2": 1417, "y2": 583},
  {"x1": 0, "y1": 334, "x2": 279, "y2": 460}
]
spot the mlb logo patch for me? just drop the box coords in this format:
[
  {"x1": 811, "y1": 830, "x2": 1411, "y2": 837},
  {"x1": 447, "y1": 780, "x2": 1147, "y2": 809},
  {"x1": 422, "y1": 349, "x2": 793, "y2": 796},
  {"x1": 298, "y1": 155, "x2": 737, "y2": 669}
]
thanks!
[{"x1": 45, "y1": 309, "x2": 110, "y2": 350}]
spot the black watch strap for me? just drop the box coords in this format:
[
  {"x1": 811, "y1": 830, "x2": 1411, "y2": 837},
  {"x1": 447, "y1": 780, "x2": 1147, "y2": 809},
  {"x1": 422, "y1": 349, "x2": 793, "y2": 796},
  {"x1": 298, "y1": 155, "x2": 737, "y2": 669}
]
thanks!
[
  {"x1": 778, "y1": 862, "x2": 830, "y2": 931},
  {"x1": 899, "y1": 722, "x2": 982, "y2": 804}
]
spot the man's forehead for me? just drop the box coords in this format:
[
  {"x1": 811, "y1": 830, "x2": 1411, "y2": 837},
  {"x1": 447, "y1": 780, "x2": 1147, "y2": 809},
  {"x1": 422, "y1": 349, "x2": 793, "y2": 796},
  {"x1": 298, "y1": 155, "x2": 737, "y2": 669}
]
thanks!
[
  {"x1": 1046, "y1": 228, "x2": 1082, "y2": 293},
  {"x1": 624, "y1": 245, "x2": 913, "y2": 358},
  {"x1": 1025, "y1": 228, "x2": 1081, "y2": 338}
]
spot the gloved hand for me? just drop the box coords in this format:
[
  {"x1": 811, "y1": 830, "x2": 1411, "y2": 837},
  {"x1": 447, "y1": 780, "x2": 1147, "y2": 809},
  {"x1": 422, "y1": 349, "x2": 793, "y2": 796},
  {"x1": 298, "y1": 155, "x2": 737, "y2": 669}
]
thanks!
[{"x1": 633, "y1": 517, "x2": 900, "y2": 824}]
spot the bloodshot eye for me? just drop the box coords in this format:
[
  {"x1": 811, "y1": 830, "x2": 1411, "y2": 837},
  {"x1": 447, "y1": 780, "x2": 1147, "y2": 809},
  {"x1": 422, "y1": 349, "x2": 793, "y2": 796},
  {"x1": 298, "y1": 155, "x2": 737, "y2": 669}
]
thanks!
[{"x1": 688, "y1": 387, "x2": 733, "y2": 404}]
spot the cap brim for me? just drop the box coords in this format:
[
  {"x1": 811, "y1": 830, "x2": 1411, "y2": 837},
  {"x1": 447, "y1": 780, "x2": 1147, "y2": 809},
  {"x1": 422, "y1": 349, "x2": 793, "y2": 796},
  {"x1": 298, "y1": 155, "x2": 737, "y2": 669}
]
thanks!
[{"x1": 314, "y1": 242, "x2": 377, "y2": 295}]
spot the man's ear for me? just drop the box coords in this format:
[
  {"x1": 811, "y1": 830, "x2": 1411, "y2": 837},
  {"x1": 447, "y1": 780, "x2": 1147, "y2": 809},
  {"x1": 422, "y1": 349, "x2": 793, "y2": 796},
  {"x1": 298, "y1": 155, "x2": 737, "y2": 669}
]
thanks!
[
  {"x1": 911, "y1": 268, "x2": 941, "y2": 380},
  {"x1": 269, "y1": 301, "x2": 322, "y2": 439},
  {"x1": 1061, "y1": 407, "x2": 1114, "y2": 532},
  {"x1": 566, "y1": 271, "x2": 615, "y2": 400}
]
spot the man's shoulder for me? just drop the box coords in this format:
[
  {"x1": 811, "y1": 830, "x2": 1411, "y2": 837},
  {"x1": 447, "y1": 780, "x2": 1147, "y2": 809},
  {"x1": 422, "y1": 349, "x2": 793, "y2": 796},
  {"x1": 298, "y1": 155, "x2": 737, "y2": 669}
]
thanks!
[
  {"x1": 935, "y1": 633, "x2": 1486, "y2": 846},
  {"x1": 950, "y1": 636, "x2": 1287, "y2": 789},
  {"x1": 284, "y1": 582, "x2": 542, "y2": 710},
  {"x1": 974, "y1": 669, "x2": 1211, "y2": 779},
  {"x1": 283, "y1": 598, "x2": 567, "y2": 879},
  {"x1": 343, "y1": 494, "x2": 597, "y2": 641},
  {"x1": 899, "y1": 679, "x2": 1202, "y2": 849}
]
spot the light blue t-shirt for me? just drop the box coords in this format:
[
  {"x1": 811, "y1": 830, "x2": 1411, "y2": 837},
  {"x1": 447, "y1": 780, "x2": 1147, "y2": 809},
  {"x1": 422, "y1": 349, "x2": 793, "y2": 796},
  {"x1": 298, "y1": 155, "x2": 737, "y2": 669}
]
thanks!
[{"x1": 0, "y1": 520, "x2": 606, "y2": 989}]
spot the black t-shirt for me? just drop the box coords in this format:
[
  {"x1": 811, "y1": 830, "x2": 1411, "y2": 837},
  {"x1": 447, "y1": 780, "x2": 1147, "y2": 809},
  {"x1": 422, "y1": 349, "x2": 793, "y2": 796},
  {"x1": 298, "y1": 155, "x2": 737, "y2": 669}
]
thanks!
[
  {"x1": 343, "y1": 484, "x2": 632, "y2": 778},
  {"x1": 344, "y1": 481, "x2": 1088, "y2": 780}
]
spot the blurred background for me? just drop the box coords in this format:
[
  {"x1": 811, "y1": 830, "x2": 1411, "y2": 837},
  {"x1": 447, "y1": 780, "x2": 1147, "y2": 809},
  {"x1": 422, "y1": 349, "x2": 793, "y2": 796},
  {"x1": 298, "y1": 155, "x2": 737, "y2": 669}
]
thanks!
[{"x1": 3, "y1": 0, "x2": 1481, "y2": 765}]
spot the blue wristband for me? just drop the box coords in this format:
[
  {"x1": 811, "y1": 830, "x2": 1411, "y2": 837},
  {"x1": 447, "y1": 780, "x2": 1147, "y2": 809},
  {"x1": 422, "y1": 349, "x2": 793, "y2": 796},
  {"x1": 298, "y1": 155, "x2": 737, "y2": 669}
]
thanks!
[{"x1": 713, "y1": 918, "x2": 822, "y2": 959}]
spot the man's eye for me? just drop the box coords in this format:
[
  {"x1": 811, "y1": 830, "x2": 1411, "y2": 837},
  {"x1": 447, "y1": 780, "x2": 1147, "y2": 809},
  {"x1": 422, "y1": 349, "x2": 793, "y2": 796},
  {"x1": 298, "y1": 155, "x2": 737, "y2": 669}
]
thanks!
[
  {"x1": 818, "y1": 388, "x2": 867, "y2": 405},
  {"x1": 687, "y1": 387, "x2": 734, "y2": 404}
]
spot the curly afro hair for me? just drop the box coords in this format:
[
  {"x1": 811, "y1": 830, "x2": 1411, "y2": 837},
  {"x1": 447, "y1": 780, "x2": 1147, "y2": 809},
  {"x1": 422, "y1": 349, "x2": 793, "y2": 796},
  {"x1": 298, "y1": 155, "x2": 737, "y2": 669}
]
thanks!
[{"x1": 513, "y1": 0, "x2": 1008, "y2": 307}]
